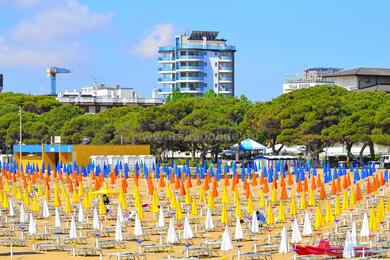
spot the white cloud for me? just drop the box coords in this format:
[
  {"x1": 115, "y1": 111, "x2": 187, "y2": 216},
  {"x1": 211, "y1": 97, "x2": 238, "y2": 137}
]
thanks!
[
  {"x1": 0, "y1": 0, "x2": 44, "y2": 8},
  {"x1": 132, "y1": 24, "x2": 176, "y2": 58},
  {"x1": 0, "y1": 0, "x2": 112, "y2": 68}
]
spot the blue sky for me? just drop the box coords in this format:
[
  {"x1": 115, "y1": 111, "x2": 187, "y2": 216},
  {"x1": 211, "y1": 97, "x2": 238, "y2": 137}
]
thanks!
[{"x1": 0, "y1": 0, "x2": 389, "y2": 101}]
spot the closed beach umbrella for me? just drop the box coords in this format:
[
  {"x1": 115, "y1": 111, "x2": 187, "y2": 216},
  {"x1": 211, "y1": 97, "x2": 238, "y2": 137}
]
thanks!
[
  {"x1": 234, "y1": 217, "x2": 243, "y2": 240},
  {"x1": 182, "y1": 214, "x2": 193, "y2": 240},
  {"x1": 134, "y1": 213, "x2": 143, "y2": 237},
  {"x1": 360, "y1": 213, "x2": 369, "y2": 238},
  {"x1": 251, "y1": 211, "x2": 259, "y2": 233},
  {"x1": 157, "y1": 206, "x2": 165, "y2": 228},
  {"x1": 8, "y1": 198, "x2": 14, "y2": 216},
  {"x1": 54, "y1": 207, "x2": 61, "y2": 228},
  {"x1": 303, "y1": 211, "x2": 313, "y2": 236},
  {"x1": 28, "y1": 213, "x2": 37, "y2": 235},
  {"x1": 279, "y1": 225, "x2": 289, "y2": 254},
  {"x1": 69, "y1": 215, "x2": 77, "y2": 239},
  {"x1": 351, "y1": 221, "x2": 357, "y2": 247},
  {"x1": 115, "y1": 217, "x2": 123, "y2": 241},
  {"x1": 93, "y1": 208, "x2": 101, "y2": 230},
  {"x1": 78, "y1": 203, "x2": 85, "y2": 223},
  {"x1": 291, "y1": 218, "x2": 302, "y2": 243},
  {"x1": 220, "y1": 225, "x2": 233, "y2": 251},
  {"x1": 117, "y1": 204, "x2": 125, "y2": 223},
  {"x1": 20, "y1": 204, "x2": 27, "y2": 223},
  {"x1": 343, "y1": 231, "x2": 355, "y2": 259},
  {"x1": 42, "y1": 199, "x2": 50, "y2": 218},
  {"x1": 205, "y1": 207, "x2": 215, "y2": 230},
  {"x1": 166, "y1": 217, "x2": 178, "y2": 244}
]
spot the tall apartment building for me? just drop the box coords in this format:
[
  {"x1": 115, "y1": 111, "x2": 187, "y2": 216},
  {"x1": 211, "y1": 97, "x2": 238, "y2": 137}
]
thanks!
[
  {"x1": 157, "y1": 31, "x2": 236, "y2": 100},
  {"x1": 282, "y1": 67, "x2": 342, "y2": 94},
  {"x1": 0, "y1": 74, "x2": 3, "y2": 93}
]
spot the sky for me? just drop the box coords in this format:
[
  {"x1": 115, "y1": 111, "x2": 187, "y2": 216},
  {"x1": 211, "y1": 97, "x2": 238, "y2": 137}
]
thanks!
[{"x1": 0, "y1": 0, "x2": 389, "y2": 101}]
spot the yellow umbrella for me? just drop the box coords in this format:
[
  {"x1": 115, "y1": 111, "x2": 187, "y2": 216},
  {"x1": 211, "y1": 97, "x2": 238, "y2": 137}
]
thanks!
[
  {"x1": 334, "y1": 196, "x2": 341, "y2": 216},
  {"x1": 266, "y1": 203, "x2": 274, "y2": 225},
  {"x1": 88, "y1": 185, "x2": 94, "y2": 201},
  {"x1": 150, "y1": 190, "x2": 159, "y2": 213},
  {"x1": 16, "y1": 185, "x2": 23, "y2": 201},
  {"x1": 233, "y1": 185, "x2": 239, "y2": 203},
  {"x1": 28, "y1": 180, "x2": 33, "y2": 193},
  {"x1": 176, "y1": 201, "x2": 183, "y2": 221},
  {"x1": 207, "y1": 192, "x2": 215, "y2": 210},
  {"x1": 199, "y1": 186, "x2": 206, "y2": 204},
  {"x1": 289, "y1": 195, "x2": 297, "y2": 216},
  {"x1": 98, "y1": 195, "x2": 106, "y2": 215},
  {"x1": 53, "y1": 189, "x2": 61, "y2": 207},
  {"x1": 136, "y1": 196, "x2": 144, "y2": 220},
  {"x1": 235, "y1": 199, "x2": 242, "y2": 218},
  {"x1": 314, "y1": 205, "x2": 325, "y2": 229},
  {"x1": 65, "y1": 193, "x2": 72, "y2": 214},
  {"x1": 23, "y1": 189, "x2": 30, "y2": 206},
  {"x1": 45, "y1": 185, "x2": 50, "y2": 202},
  {"x1": 308, "y1": 189, "x2": 316, "y2": 206},
  {"x1": 37, "y1": 183, "x2": 43, "y2": 197},
  {"x1": 82, "y1": 191, "x2": 90, "y2": 209},
  {"x1": 300, "y1": 192, "x2": 307, "y2": 210},
  {"x1": 221, "y1": 204, "x2": 229, "y2": 224},
  {"x1": 165, "y1": 184, "x2": 171, "y2": 199},
  {"x1": 133, "y1": 184, "x2": 140, "y2": 199},
  {"x1": 271, "y1": 187, "x2": 277, "y2": 204},
  {"x1": 386, "y1": 193, "x2": 390, "y2": 213},
  {"x1": 185, "y1": 188, "x2": 191, "y2": 205},
  {"x1": 12, "y1": 182, "x2": 17, "y2": 196},
  {"x1": 376, "y1": 200, "x2": 385, "y2": 223},
  {"x1": 247, "y1": 194, "x2": 254, "y2": 215},
  {"x1": 341, "y1": 190, "x2": 349, "y2": 210},
  {"x1": 325, "y1": 200, "x2": 334, "y2": 223},
  {"x1": 221, "y1": 187, "x2": 229, "y2": 205},
  {"x1": 350, "y1": 188, "x2": 355, "y2": 206},
  {"x1": 170, "y1": 193, "x2": 177, "y2": 210},
  {"x1": 0, "y1": 189, "x2": 3, "y2": 204},
  {"x1": 93, "y1": 187, "x2": 119, "y2": 195},
  {"x1": 78, "y1": 184, "x2": 84, "y2": 197},
  {"x1": 278, "y1": 201, "x2": 286, "y2": 222},
  {"x1": 191, "y1": 197, "x2": 198, "y2": 216},
  {"x1": 369, "y1": 207, "x2": 378, "y2": 231},
  {"x1": 61, "y1": 184, "x2": 67, "y2": 199},
  {"x1": 4, "y1": 181, "x2": 10, "y2": 193},
  {"x1": 2, "y1": 191, "x2": 9, "y2": 209},
  {"x1": 31, "y1": 194, "x2": 39, "y2": 212},
  {"x1": 72, "y1": 188, "x2": 80, "y2": 203},
  {"x1": 258, "y1": 189, "x2": 265, "y2": 208}
]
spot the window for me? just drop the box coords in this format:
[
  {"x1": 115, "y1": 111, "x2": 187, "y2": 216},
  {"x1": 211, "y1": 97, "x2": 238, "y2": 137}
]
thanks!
[
  {"x1": 215, "y1": 62, "x2": 217, "y2": 67},
  {"x1": 215, "y1": 83, "x2": 218, "y2": 87},
  {"x1": 215, "y1": 73, "x2": 217, "y2": 77}
]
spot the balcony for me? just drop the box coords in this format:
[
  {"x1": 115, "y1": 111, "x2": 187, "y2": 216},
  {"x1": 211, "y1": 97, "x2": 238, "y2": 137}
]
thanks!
[
  {"x1": 157, "y1": 87, "x2": 173, "y2": 93},
  {"x1": 218, "y1": 87, "x2": 233, "y2": 92},
  {"x1": 176, "y1": 55, "x2": 203, "y2": 61},
  {"x1": 219, "y1": 77, "x2": 233, "y2": 82},
  {"x1": 219, "y1": 56, "x2": 233, "y2": 61},
  {"x1": 158, "y1": 46, "x2": 175, "y2": 52},
  {"x1": 177, "y1": 44, "x2": 236, "y2": 51},
  {"x1": 176, "y1": 66, "x2": 203, "y2": 71},
  {"x1": 219, "y1": 66, "x2": 233, "y2": 72},
  {"x1": 158, "y1": 67, "x2": 175, "y2": 71},
  {"x1": 176, "y1": 76, "x2": 204, "y2": 82},
  {"x1": 158, "y1": 78, "x2": 175, "y2": 82},
  {"x1": 158, "y1": 57, "x2": 175, "y2": 63},
  {"x1": 179, "y1": 87, "x2": 205, "y2": 92}
]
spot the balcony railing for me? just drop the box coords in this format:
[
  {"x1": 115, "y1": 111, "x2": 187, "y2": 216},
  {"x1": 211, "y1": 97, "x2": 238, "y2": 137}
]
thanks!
[
  {"x1": 179, "y1": 87, "x2": 205, "y2": 92},
  {"x1": 177, "y1": 76, "x2": 204, "y2": 81},
  {"x1": 158, "y1": 57, "x2": 175, "y2": 61},
  {"x1": 157, "y1": 88, "x2": 173, "y2": 92},
  {"x1": 219, "y1": 77, "x2": 233, "y2": 81},
  {"x1": 219, "y1": 56, "x2": 233, "y2": 61},
  {"x1": 177, "y1": 55, "x2": 203, "y2": 60},
  {"x1": 159, "y1": 46, "x2": 175, "y2": 52},
  {"x1": 177, "y1": 66, "x2": 203, "y2": 70},
  {"x1": 158, "y1": 78, "x2": 175, "y2": 82},
  {"x1": 218, "y1": 87, "x2": 233, "y2": 92},
  {"x1": 177, "y1": 44, "x2": 236, "y2": 51},
  {"x1": 158, "y1": 67, "x2": 175, "y2": 71},
  {"x1": 219, "y1": 66, "x2": 233, "y2": 71}
]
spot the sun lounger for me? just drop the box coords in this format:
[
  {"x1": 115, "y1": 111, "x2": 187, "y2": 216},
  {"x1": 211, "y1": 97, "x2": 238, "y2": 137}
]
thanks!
[
  {"x1": 231, "y1": 251, "x2": 270, "y2": 259},
  {"x1": 65, "y1": 247, "x2": 103, "y2": 256},
  {"x1": 27, "y1": 233, "x2": 50, "y2": 240},
  {"x1": 0, "y1": 238, "x2": 26, "y2": 247},
  {"x1": 97, "y1": 239, "x2": 125, "y2": 249},
  {"x1": 35, "y1": 242, "x2": 66, "y2": 252},
  {"x1": 61, "y1": 237, "x2": 88, "y2": 245},
  {"x1": 141, "y1": 243, "x2": 169, "y2": 253},
  {"x1": 181, "y1": 247, "x2": 219, "y2": 257},
  {"x1": 0, "y1": 229, "x2": 16, "y2": 236}
]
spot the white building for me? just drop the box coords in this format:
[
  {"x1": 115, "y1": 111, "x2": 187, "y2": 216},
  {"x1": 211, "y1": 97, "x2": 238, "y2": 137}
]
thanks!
[
  {"x1": 323, "y1": 68, "x2": 390, "y2": 92},
  {"x1": 157, "y1": 31, "x2": 236, "y2": 100},
  {"x1": 57, "y1": 84, "x2": 162, "y2": 114},
  {"x1": 282, "y1": 67, "x2": 342, "y2": 94}
]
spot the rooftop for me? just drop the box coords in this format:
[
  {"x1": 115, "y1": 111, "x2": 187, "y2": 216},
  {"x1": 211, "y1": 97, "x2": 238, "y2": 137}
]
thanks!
[
  {"x1": 325, "y1": 68, "x2": 390, "y2": 77},
  {"x1": 188, "y1": 31, "x2": 220, "y2": 40}
]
